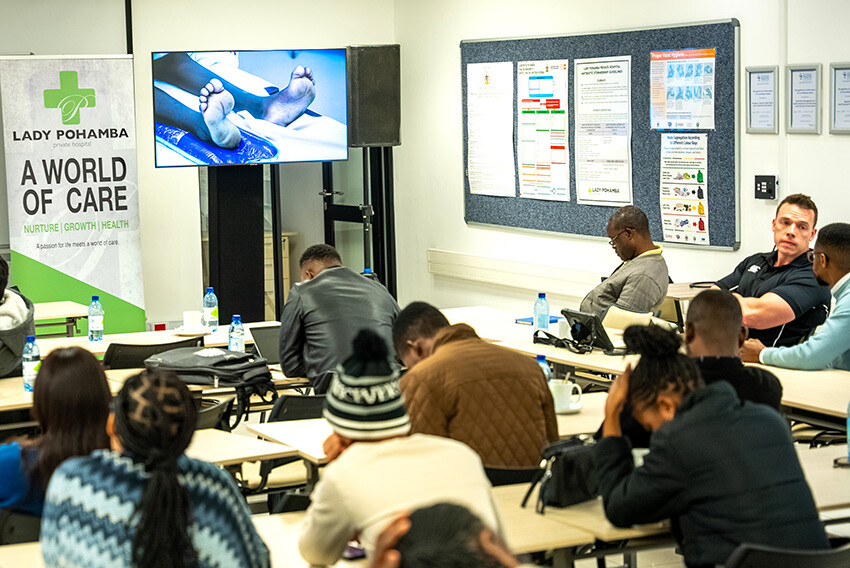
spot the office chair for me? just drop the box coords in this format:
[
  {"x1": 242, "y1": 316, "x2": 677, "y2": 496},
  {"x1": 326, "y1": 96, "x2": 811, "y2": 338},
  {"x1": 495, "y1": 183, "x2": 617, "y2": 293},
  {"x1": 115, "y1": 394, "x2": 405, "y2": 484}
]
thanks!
[
  {"x1": 0, "y1": 510, "x2": 40, "y2": 544},
  {"x1": 239, "y1": 394, "x2": 326, "y2": 511},
  {"x1": 102, "y1": 336, "x2": 205, "y2": 369},
  {"x1": 725, "y1": 542, "x2": 850, "y2": 568},
  {"x1": 195, "y1": 397, "x2": 234, "y2": 431}
]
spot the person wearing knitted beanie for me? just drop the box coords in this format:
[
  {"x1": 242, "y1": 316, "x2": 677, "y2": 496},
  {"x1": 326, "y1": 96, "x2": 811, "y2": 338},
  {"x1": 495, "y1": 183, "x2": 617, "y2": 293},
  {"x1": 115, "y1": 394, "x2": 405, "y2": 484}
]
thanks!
[{"x1": 298, "y1": 329, "x2": 502, "y2": 566}]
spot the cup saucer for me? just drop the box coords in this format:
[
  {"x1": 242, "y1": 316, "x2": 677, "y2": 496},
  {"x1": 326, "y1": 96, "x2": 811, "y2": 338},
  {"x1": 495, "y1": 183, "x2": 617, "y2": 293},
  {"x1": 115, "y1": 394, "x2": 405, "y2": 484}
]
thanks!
[
  {"x1": 173, "y1": 326, "x2": 213, "y2": 336},
  {"x1": 556, "y1": 403, "x2": 583, "y2": 415}
]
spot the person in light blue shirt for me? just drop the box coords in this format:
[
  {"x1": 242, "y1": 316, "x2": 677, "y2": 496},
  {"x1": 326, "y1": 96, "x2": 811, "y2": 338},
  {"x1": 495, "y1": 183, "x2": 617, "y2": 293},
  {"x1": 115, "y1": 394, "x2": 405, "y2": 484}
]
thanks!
[{"x1": 742, "y1": 223, "x2": 850, "y2": 371}]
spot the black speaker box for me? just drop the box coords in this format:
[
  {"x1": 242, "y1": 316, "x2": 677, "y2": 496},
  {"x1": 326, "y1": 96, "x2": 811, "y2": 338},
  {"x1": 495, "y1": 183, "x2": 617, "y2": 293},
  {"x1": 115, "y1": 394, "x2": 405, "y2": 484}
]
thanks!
[{"x1": 346, "y1": 45, "x2": 400, "y2": 147}]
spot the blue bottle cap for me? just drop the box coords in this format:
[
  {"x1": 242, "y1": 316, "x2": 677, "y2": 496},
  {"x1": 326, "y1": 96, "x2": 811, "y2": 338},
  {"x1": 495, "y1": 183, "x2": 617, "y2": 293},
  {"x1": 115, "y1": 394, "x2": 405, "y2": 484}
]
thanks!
[
  {"x1": 232, "y1": 314, "x2": 241, "y2": 322},
  {"x1": 536, "y1": 354, "x2": 546, "y2": 362},
  {"x1": 538, "y1": 292, "x2": 545, "y2": 298},
  {"x1": 206, "y1": 287, "x2": 213, "y2": 293},
  {"x1": 26, "y1": 335, "x2": 35, "y2": 342},
  {"x1": 363, "y1": 268, "x2": 372, "y2": 273},
  {"x1": 92, "y1": 295, "x2": 99, "y2": 301}
]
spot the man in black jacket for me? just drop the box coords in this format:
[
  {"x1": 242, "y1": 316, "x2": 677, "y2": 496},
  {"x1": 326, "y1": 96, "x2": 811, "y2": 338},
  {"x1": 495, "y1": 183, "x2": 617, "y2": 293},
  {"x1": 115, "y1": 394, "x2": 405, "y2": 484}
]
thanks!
[
  {"x1": 600, "y1": 289, "x2": 782, "y2": 448},
  {"x1": 595, "y1": 325, "x2": 828, "y2": 568},
  {"x1": 278, "y1": 244, "x2": 399, "y2": 392}
]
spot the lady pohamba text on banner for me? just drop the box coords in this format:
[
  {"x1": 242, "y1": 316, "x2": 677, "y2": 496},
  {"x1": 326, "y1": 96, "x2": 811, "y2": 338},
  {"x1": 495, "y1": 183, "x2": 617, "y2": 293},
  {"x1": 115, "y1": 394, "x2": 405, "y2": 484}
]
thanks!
[{"x1": 0, "y1": 56, "x2": 145, "y2": 332}]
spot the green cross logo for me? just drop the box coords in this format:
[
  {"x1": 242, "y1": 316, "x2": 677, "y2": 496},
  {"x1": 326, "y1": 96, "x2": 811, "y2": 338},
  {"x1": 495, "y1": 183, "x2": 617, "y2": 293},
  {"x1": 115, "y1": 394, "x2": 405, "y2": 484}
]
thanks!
[{"x1": 43, "y1": 71, "x2": 95, "y2": 125}]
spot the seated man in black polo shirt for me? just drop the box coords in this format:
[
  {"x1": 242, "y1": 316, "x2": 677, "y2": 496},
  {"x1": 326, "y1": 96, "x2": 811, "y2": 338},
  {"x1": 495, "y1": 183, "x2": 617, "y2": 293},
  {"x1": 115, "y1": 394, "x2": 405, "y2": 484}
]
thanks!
[{"x1": 716, "y1": 193, "x2": 830, "y2": 347}]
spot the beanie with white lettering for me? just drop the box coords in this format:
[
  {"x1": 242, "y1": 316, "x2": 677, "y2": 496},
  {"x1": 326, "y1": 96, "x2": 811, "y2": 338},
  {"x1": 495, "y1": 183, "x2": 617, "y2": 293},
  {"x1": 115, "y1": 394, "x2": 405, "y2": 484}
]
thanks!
[{"x1": 323, "y1": 328, "x2": 410, "y2": 440}]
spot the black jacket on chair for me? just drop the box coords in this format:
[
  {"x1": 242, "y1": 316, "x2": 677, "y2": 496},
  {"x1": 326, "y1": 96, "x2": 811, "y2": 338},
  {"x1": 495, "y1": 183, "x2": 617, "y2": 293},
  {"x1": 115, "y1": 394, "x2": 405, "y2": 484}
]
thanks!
[
  {"x1": 278, "y1": 267, "x2": 399, "y2": 391},
  {"x1": 594, "y1": 381, "x2": 828, "y2": 568}
]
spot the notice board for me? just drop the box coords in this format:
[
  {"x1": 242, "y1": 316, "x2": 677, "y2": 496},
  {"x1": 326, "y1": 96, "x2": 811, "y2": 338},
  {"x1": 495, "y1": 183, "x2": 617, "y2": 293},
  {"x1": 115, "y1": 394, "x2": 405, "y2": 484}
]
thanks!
[{"x1": 461, "y1": 20, "x2": 740, "y2": 249}]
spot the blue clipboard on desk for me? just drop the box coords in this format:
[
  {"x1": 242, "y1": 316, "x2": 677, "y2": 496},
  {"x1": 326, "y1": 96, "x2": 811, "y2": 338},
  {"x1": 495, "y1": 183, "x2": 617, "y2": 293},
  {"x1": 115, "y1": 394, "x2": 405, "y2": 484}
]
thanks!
[{"x1": 515, "y1": 315, "x2": 564, "y2": 325}]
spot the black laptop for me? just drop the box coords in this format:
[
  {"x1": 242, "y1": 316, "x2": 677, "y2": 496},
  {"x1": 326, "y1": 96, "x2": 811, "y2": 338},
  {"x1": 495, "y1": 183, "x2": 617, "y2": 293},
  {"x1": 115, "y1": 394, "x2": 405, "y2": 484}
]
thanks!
[{"x1": 249, "y1": 324, "x2": 282, "y2": 370}]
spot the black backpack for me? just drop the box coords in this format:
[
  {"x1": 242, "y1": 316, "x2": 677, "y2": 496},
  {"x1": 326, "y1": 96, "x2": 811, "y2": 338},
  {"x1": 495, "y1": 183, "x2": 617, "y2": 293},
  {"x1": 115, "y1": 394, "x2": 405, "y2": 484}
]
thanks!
[{"x1": 144, "y1": 346, "x2": 277, "y2": 429}]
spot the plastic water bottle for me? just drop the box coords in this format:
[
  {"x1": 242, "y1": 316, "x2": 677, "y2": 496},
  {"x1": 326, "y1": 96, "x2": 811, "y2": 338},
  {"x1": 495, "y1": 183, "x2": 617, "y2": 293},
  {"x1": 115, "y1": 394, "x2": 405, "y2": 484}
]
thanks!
[
  {"x1": 88, "y1": 295, "x2": 104, "y2": 341},
  {"x1": 22, "y1": 335, "x2": 40, "y2": 392},
  {"x1": 228, "y1": 314, "x2": 245, "y2": 352},
  {"x1": 203, "y1": 287, "x2": 219, "y2": 329},
  {"x1": 537, "y1": 355, "x2": 552, "y2": 382},
  {"x1": 534, "y1": 292, "x2": 550, "y2": 331}
]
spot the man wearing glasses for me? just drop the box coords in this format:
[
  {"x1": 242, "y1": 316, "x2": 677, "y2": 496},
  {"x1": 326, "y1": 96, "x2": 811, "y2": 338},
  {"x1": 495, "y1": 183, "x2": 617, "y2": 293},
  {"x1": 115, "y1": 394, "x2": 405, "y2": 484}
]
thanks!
[
  {"x1": 716, "y1": 194, "x2": 830, "y2": 348},
  {"x1": 741, "y1": 223, "x2": 850, "y2": 371},
  {"x1": 580, "y1": 206, "x2": 669, "y2": 318}
]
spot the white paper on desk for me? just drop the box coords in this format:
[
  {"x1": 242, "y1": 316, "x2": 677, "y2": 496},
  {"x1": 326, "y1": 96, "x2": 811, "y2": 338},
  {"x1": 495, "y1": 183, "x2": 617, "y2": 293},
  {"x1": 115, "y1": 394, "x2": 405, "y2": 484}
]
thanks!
[
  {"x1": 791, "y1": 69, "x2": 818, "y2": 130},
  {"x1": 517, "y1": 59, "x2": 570, "y2": 201},
  {"x1": 466, "y1": 62, "x2": 516, "y2": 197},
  {"x1": 574, "y1": 56, "x2": 633, "y2": 206}
]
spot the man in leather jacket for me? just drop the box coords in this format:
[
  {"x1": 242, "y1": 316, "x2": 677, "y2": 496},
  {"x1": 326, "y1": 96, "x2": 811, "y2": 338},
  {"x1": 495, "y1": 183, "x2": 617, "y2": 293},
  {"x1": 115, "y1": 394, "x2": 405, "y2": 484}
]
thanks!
[{"x1": 278, "y1": 244, "x2": 399, "y2": 393}]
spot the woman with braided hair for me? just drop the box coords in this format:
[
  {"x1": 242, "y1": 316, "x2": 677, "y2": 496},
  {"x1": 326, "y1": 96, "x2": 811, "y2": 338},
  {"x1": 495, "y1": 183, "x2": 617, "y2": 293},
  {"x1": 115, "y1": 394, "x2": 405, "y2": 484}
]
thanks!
[
  {"x1": 595, "y1": 325, "x2": 828, "y2": 568},
  {"x1": 40, "y1": 370, "x2": 269, "y2": 568}
]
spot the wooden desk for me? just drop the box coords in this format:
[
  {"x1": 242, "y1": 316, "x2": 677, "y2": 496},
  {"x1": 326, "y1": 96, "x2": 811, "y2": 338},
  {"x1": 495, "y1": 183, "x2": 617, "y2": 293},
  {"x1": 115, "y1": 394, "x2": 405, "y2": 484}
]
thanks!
[
  {"x1": 665, "y1": 282, "x2": 711, "y2": 302},
  {"x1": 35, "y1": 320, "x2": 279, "y2": 359},
  {"x1": 556, "y1": 392, "x2": 605, "y2": 438},
  {"x1": 757, "y1": 364, "x2": 850, "y2": 420},
  {"x1": 493, "y1": 483, "x2": 668, "y2": 542},
  {"x1": 798, "y1": 444, "x2": 850, "y2": 512},
  {"x1": 0, "y1": 542, "x2": 41, "y2": 568},
  {"x1": 0, "y1": 368, "x2": 139, "y2": 414},
  {"x1": 443, "y1": 306, "x2": 636, "y2": 375},
  {"x1": 33, "y1": 301, "x2": 88, "y2": 338},
  {"x1": 247, "y1": 419, "x2": 331, "y2": 466},
  {"x1": 185, "y1": 429, "x2": 297, "y2": 467},
  {"x1": 247, "y1": 419, "x2": 331, "y2": 490}
]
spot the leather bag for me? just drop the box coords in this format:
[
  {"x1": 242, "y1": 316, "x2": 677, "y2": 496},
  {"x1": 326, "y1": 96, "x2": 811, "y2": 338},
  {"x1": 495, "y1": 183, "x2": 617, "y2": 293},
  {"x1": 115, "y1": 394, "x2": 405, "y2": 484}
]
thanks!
[{"x1": 521, "y1": 437, "x2": 599, "y2": 514}]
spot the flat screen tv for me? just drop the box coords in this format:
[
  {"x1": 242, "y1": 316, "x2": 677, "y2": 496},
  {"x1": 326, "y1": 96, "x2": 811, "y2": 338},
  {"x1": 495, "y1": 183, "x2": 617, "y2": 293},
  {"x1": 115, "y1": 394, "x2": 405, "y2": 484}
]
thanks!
[{"x1": 151, "y1": 49, "x2": 347, "y2": 167}]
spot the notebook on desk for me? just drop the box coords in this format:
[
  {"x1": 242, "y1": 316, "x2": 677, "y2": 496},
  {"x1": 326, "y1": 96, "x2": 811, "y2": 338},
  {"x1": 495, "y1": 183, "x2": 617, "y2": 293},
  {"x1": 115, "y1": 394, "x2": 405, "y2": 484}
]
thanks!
[{"x1": 250, "y1": 324, "x2": 282, "y2": 371}]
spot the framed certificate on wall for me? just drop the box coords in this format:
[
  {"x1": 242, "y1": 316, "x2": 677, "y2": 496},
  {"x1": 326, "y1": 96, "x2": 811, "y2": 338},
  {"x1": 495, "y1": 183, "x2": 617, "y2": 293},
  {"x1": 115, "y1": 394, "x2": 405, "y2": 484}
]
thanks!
[
  {"x1": 829, "y1": 62, "x2": 850, "y2": 134},
  {"x1": 746, "y1": 66, "x2": 778, "y2": 134},
  {"x1": 786, "y1": 64, "x2": 821, "y2": 134}
]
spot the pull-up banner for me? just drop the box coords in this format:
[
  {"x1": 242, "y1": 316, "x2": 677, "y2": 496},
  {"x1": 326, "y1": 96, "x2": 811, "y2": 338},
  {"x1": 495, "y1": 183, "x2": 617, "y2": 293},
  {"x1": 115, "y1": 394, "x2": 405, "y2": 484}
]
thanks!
[{"x1": 0, "y1": 55, "x2": 145, "y2": 333}]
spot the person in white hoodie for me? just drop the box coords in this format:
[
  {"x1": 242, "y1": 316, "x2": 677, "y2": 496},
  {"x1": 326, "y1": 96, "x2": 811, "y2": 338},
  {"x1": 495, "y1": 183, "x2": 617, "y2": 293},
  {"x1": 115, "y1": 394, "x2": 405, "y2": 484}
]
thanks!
[{"x1": 0, "y1": 256, "x2": 34, "y2": 377}]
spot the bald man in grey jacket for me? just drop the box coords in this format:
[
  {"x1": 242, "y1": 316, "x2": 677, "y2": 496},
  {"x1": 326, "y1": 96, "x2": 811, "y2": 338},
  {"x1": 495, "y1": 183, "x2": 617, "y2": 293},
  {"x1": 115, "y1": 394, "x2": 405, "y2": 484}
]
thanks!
[{"x1": 580, "y1": 206, "x2": 669, "y2": 318}]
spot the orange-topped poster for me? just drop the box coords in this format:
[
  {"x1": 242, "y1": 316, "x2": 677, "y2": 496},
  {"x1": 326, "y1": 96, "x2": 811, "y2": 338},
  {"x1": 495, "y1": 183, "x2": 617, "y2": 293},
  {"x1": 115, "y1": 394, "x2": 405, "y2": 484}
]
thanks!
[{"x1": 649, "y1": 48, "x2": 716, "y2": 130}]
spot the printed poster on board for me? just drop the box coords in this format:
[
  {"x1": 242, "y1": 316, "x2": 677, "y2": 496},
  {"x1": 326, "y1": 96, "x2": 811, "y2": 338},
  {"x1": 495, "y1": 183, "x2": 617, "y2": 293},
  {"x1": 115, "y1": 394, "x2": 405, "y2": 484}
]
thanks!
[
  {"x1": 517, "y1": 59, "x2": 569, "y2": 201},
  {"x1": 574, "y1": 56, "x2": 633, "y2": 206},
  {"x1": 0, "y1": 56, "x2": 145, "y2": 332},
  {"x1": 649, "y1": 48, "x2": 716, "y2": 130},
  {"x1": 659, "y1": 133, "x2": 709, "y2": 245}
]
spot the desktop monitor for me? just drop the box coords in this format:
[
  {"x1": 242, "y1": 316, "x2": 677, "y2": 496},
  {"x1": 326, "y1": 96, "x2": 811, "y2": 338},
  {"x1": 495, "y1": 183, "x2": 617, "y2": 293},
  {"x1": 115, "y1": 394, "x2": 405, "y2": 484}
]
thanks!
[{"x1": 151, "y1": 49, "x2": 348, "y2": 167}]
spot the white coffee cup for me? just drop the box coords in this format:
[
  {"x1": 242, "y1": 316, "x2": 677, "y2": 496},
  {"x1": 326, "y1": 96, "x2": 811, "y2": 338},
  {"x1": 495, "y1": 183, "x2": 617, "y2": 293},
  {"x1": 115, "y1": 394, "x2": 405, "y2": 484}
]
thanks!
[
  {"x1": 183, "y1": 310, "x2": 203, "y2": 330},
  {"x1": 549, "y1": 380, "x2": 583, "y2": 414}
]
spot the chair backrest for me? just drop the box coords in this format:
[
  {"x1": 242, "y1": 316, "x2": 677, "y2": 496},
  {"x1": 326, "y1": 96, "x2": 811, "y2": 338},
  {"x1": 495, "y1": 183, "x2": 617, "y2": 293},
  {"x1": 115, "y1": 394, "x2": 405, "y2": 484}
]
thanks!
[
  {"x1": 195, "y1": 397, "x2": 233, "y2": 431},
  {"x1": 601, "y1": 304, "x2": 653, "y2": 330},
  {"x1": 725, "y1": 543, "x2": 850, "y2": 568},
  {"x1": 655, "y1": 296, "x2": 684, "y2": 332},
  {"x1": 267, "y1": 395, "x2": 326, "y2": 423},
  {"x1": 102, "y1": 336, "x2": 205, "y2": 369},
  {"x1": 0, "y1": 509, "x2": 41, "y2": 544}
]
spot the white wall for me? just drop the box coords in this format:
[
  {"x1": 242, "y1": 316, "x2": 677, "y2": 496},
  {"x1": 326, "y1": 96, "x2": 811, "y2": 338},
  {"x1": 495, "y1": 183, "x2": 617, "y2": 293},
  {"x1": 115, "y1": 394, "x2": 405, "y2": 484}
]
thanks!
[
  {"x1": 392, "y1": 0, "x2": 850, "y2": 315},
  {"x1": 4, "y1": 0, "x2": 849, "y2": 322},
  {"x1": 131, "y1": 0, "x2": 396, "y2": 322}
]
